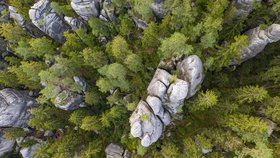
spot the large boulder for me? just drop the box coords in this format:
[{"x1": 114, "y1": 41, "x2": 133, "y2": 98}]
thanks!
[
  {"x1": 105, "y1": 143, "x2": 130, "y2": 158},
  {"x1": 29, "y1": 0, "x2": 71, "y2": 43},
  {"x1": 232, "y1": 0, "x2": 261, "y2": 18},
  {"x1": 9, "y1": 6, "x2": 44, "y2": 38},
  {"x1": 231, "y1": 24, "x2": 280, "y2": 64},
  {"x1": 0, "y1": 137, "x2": 14, "y2": 157},
  {"x1": 54, "y1": 90, "x2": 84, "y2": 111},
  {"x1": 130, "y1": 55, "x2": 204, "y2": 147},
  {"x1": 177, "y1": 55, "x2": 204, "y2": 98},
  {"x1": 151, "y1": 0, "x2": 166, "y2": 19},
  {"x1": 130, "y1": 101, "x2": 163, "y2": 147},
  {"x1": 71, "y1": 0, "x2": 100, "y2": 21},
  {"x1": 20, "y1": 144, "x2": 39, "y2": 158},
  {"x1": 64, "y1": 16, "x2": 87, "y2": 31},
  {"x1": 0, "y1": 89, "x2": 36, "y2": 128}
]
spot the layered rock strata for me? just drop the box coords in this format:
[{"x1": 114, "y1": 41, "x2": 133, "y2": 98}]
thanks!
[
  {"x1": 9, "y1": 6, "x2": 44, "y2": 38},
  {"x1": 0, "y1": 88, "x2": 36, "y2": 128},
  {"x1": 130, "y1": 55, "x2": 203, "y2": 147},
  {"x1": 29, "y1": 0, "x2": 71, "y2": 43}
]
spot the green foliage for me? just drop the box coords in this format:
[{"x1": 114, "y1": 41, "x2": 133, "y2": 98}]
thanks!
[
  {"x1": 9, "y1": 61, "x2": 47, "y2": 89},
  {"x1": 81, "y1": 115, "x2": 102, "y2": 132},
  {"x1": 161, "y1": 142, "x2": 180, "y2": 158},
  {"x1": 82, "y1": 48, "x2": 107, "y2": 69},
  {"x1": 97, "y1": 63, "x2": 130, "y2": 92},
  {"x1": 29, "y1": 105, "x2": 70, "y2": 130},
  {"x1": 0, "y1": 23, "x2": 27, "y2": 45},
  {"x1": 158, "y1": 32, "x2": 193, "y2": 60},
  {"x1": 88, "y1": 18, "x2": 110, "y2": 37},
  {"x1": 189, "y1": 90, "x2": 218, "y2": 112},
  {"x1": 3, "y1": 128, "x2": 27, "y2": 141},
  {"x1": 124, "y1": 54, "x2": 143, "y2": 72},
  {"x1": 111, "y1": 36, "x2": 132, "y2": 62},
  {"x1": 224, "y1": 114, "x2": 268, "y2": 143},
  {"x1": 236, "y1": 142, "x2": 273, "y2": 158},
  {"x1": 263, "y1": 97, "x2": 280, "y2": 124},
  {"x1": 8, "y1": 0, "x2": 36, "y2": 20},
  {"x1": 235, "y1": 85, "x2": 269, "y2": 104},
  {"x1": 69, "y1": 109, "x2": 92, "y2": 126},
  {"x1": 131, "y1": 0, "x2": 154, "y2": 21}
]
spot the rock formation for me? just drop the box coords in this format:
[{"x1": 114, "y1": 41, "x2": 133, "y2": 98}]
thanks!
[
  {"x1": 151, "y1": 0, "x2": 166, "y2": 19},
  {"x1": 64, "y1": 16, "x2": 87, "y2": 30},
  {"x1": 130, "y1": 55, "x2": 204, "y2": 147},
  {"x1": 105, "y1": 143, "x2": 130, "y2": 158},
  {"x1": 0, "y1": 88, "x2": 36, "y2": 128},
  {"x1": 20, "y1": 144, "x2": 39, "y2": 158},
  {"x1": 0, "y1": 137, "x2": 14, "y2": 157},
  {"x1": 102, "y1": 0, "x2": 116, "y2": 22},
  {"x1": 232, "y1": 0, "x2": 261, "y2": 18},
  {"x1": 71, "y1": 0, "x2": 100, "y2": 21},
  {"x1": 29, "y1": 0, "x2": 71, "y2": 43},
  {"x1": 54, "y1": 90, "x2": 84, "y2": 111},
  {"x1": 231, "y1": 24, "x2": 280, "y2": 64},
  {"x1": 9, "y1": 6, "x2": 44, "y2": 38}
]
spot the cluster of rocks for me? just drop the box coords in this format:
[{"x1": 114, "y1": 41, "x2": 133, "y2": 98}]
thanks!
[
  {"x1": 49, "y1": 75, "x2": 87, "y2": 111},
  {"x1": 105, "y1": 143, "x2": 130, "y2": 158},
  {"x1": 130, "y1": 55, "x2": 204, "y2": 147},
  {"x1": 9, "y1": 6, "x2": 44, "y2": 38},
  {"x1": 231, "y1": 24, "x2": 280, "y2": 64},
  {"x1": 29, "y1": 0, "x2": 71, "y2": 43},
  {"x1": 0, "y1": 88, "x2": 37, "y2": 157}
]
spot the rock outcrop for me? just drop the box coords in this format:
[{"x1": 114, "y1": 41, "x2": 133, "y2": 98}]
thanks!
[
  {"x1": 105, "y1": 143, "x2": 130, "y2": 158},
  {"x1": 151, "y1": 0, "x2": 166, "y2": 19},
  {"x1": 64, "y1": 16, "x2": 87, "y2": 30},
  {"x1": 231, "y1": 24, "x2": 280, "y2": 64},
  {"x1": 29, "y1": 0, "x2": 71, "y2": 43},
  {"x1": 130, "y1": 55, "x2": 204, "y2": 147},
  {"x1": 20, "y1": 144, "x2": 39, "y2": 158},
  {"x1": 71, "y1": 0, "x2": 100, "y2": 21},
  {"x1": 54, "y1": 90, "x2": 84, "y2": 111},
  {"x1": 232, "y1": 0, "x2": 261, "y2": 18},
  {"x1": 0, "y1": 89, "x2": 36, "y2": 128},
  {"x1": 9, "y1": 6, "x2": 44, "y2": 38},
  {"x1": 0, "y1": 137, "x2": 14, "y2": 157}
]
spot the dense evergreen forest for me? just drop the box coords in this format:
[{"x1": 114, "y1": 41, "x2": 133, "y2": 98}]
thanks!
[{"x1": 0, "y1": 0, "x2": 280, "y2": 157}]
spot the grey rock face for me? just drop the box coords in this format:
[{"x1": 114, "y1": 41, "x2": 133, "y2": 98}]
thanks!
[
  {"x1": 54, "y1": 90, "x2": 83, "y2": 111},
  {"x1": 73, "y1": 76, "x2": 87, "y2": 92},
  {"x1": 232, "y1": 24, "x2": 280, "y2": 64},
  {"x1": 151, "y1": 0, "x2": 166, "y2": 19},
  {"x1": 64, "y1": 16, "x2": 87, "y2": 30},
  {"x1": 0, "y1": 89, "x2": 36, "y2": 128},
  {"x1": 130, "y1": 55, "x2": 204, "y2": 147},
  {"x1": 232, "y1": 0, "x2": 261, "y2": 18},
  {"x1": 133, "y1": 18, "x2": 148, "y2": 30},
  {"x1": 0, "y1": 137, "x2": 14, "y2": 157},
  {"x1": 20, "y1": 144, "x2": 39, "y2": 158},
  {"x1": 102, "y1": 0, "x2": 116, "y2": 21},
  {"x1": 9, "y1": 6, "x2": 44, "y2": 38},
  {"x1": 71, "y1": 0, "x2": 100, "y2": 21},
  {"x1": 105, "y1": 143, "x2": 130, "y2": 158},
  {"x1": 29, "y1": 0, "x2": 71, "y2": 43},
  {"x1": 177, "y1": 55, "x2": 204, "y2": 97}
]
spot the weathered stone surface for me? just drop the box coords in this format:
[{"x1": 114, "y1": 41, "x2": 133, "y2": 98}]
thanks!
[
  {"x1": 165, "y1": 79, "x2": 189, "y2": 114},
  {"x1": 73, "y1": 76, "x2": 87, "y2": 92},
  {"x1": 29, "y1": 0, "x2": 71, "y2": 43},
  {"x1": 105, "y1": 143, "x2": 130, "y2": 158},
  {"x1": 0, "y1": 137, "x2": 14, "y2": 157},
  {"x1": 0, "y1": 1, "x2": 10, "y2": 23},
  {"x1": 177, "y1": 55, "x2": 204, "y2": 98},
  {"x1": 130, "y1": 55, "x2": 203, "y2": 147},
  {"x1": 20, "y1": 144, "x2": 39, "y2": 158},
  {"x1": 103, "y1": 0, "x2": 116, "y2": 21},
  {"x1": 0, "y1": 88, "x2": 36, "y2": 128},
  {"x1": 233, "y1": 24, "x2": 280, "y2": 64},
  {"x1": 262, "y1": 118, "x2": 277, "y2": 136},
  {"x1": 54, "y1": 90, "x2": 83, "y2": 111},
  {"x1": 133, "y1": 18, "x2": 147, "y2": 30},
  {"x1": 71, "y1": 0, "x2": 100, "y2": 21},
  {"x1": 9, "y1": 6, "x2": 44, "y2": 38},
  {"x1": 64, "y1": 16, "x2": 87, "y2": 30},
  {"x1": 130, "y1": 101, "x2": 163, "y2": 147},
  {"x1": 151, "y1": 0, "x2": 166, "y2": 19},
  {"x1": 232, "y1": 0, "x2": 261, "y2": 18}
]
